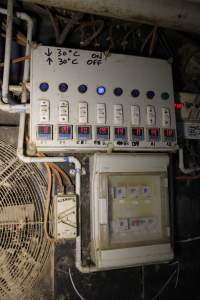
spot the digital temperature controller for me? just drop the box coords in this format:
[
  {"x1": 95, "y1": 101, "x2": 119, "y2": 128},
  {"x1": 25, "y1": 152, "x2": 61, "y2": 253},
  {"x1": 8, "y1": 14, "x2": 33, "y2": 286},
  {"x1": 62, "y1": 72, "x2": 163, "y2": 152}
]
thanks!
[
  {"x1": 37, "y1": 125, "x2": 52, "y2": 140},
  {"x1": 58, "y1": 125, "x2": 73, "y2": 139},
  {"x1": 77, "y1": 126, "x2": 91, "y2": 140},
  {"x1": 114, "y1": 127, "x2": 127, "y2": 141},
  {"x1": 96, "y1": 126, "x2": 110, "y2": 140},
  {"x1": 131, "y1": 127, "x2": 144, "y2": 141}
]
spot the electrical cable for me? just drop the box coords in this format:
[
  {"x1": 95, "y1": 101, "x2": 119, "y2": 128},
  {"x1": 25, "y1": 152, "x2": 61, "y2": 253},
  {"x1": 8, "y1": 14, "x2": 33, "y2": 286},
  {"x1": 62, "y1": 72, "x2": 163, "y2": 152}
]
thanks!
[
  {"x1": 43, "y1": 162, "x2": 55, "y2": 242},
  {"x1": 48, "y1": 162, "x2": 74, "y2": 189},
  {"x1": 38, "y1": 152, "x2": 74, "y2": 189},
  {"x1": 68, "y1": 267, "x2": 86, "y2": 300},
  {"x1": 176, "y1": 236, "x2": 200, "y2": 243},
  {"x1": 176, "y1": 175, "x2": 200, "y2": 180},
  {"x1": 151, "y1": 269, "x2": 177, "y2": 300},
  {"x1": 0, "y1": 55, "x2": 31, "y2": 68},
  {"x1": 46, "y1": 7, "x2": 59, "y2": 43},
  {"x1": 50, "y1": 167, "x2": 63, "y2": 191}
]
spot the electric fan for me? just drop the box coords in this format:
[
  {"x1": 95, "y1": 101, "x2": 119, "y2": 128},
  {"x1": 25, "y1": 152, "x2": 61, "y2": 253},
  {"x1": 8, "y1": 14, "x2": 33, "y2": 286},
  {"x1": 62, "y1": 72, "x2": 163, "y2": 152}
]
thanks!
[{"x1": 0, "y1": 139, "x2": 51, "y2": 299}]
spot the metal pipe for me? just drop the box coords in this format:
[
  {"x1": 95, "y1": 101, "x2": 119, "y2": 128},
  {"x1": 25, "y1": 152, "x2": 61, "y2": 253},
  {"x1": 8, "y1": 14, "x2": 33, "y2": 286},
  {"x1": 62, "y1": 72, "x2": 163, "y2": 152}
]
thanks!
[
  {"x1": 179, "y1": 148, "x2": 200, "y2": 174},
  {"x1": 21, "y1": 0, "x2": 200, "y2": 33},
  {"x1": 1, "y1": 0, "x2": 13, "y2": 103}
]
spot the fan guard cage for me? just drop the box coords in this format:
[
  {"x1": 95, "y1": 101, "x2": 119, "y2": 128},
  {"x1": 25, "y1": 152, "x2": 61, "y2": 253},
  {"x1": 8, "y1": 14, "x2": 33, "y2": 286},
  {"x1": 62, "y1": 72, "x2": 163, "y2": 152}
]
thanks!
[{"x1": 0, "y1": 139, "x2": 51, "y2": 300}]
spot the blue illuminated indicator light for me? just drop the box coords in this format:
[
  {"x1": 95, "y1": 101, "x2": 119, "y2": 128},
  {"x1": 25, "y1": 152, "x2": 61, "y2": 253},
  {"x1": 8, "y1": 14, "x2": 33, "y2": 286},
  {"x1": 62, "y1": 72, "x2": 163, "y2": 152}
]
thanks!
[
  {"x1": 39, "y1": 82, "x2": 49, "y2": 92},
  {"x1": 59, "y1": 83, "x2": 68, "y2": 92},
  {"x1": 97, "y1": 86, "x2": 106, "y2": 95},
  {"x1": 78, "y1": 84, "x2": 88, "y2": 94}
]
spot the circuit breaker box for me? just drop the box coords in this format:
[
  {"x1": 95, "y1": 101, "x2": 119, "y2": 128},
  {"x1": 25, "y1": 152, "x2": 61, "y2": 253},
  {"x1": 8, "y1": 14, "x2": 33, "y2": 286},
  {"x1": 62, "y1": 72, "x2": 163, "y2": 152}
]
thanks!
[{"x1": 89, "y1": 153, "x2": 173, "y2": 270}]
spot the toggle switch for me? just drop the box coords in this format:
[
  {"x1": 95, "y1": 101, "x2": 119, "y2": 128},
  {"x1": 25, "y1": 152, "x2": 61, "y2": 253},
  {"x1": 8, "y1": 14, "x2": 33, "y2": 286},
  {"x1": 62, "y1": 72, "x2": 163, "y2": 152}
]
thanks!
[
  {"x1": 78, "y1": 102, "x2": 88, "y2": 123},
  {"x1": 114, "y1": 104, "x2": 123, "y2": 125},
  {"x1": 59, "y1": 101, "x2": 69, "y2": 123},
  {"x1": 40, "y1": 100, "x2": 50, "y2": 122},
  {"x1": 146, "y1": 105, "x2": 156, "y2": 126},
  {"x1": 162, "y1": 107, "x2": 171, "y2": 127},
  {"x1": 96, "y1": 103, "x2": 106, "y2": 124},
  {"x1": 131, "y1": 105, "x2": 140, "y2": 125}
]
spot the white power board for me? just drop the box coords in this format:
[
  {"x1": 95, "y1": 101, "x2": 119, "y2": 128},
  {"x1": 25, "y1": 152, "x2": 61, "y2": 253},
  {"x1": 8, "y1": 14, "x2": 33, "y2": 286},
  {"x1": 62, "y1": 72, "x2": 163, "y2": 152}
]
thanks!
[{"x1": 30, "y1": 46, "x2": 177, "y2": 152}]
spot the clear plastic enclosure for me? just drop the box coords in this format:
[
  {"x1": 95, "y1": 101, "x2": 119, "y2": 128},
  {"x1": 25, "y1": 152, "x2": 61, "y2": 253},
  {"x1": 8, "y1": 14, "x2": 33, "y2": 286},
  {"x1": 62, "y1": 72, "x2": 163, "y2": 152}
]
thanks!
[{"x1": 99, "y1": 172, "x2": 170, "y2": 250}]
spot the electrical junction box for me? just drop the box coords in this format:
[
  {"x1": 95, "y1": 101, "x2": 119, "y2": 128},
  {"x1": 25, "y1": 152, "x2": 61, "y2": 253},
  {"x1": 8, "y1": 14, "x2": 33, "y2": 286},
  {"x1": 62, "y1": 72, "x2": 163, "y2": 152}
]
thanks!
[
  {"x1": 30, "y1": 46, "x2": 177, "y2": 153},
  {"x1": 89, "y1": 153, "x2": 173, "y2": 271},
  {"x1": 55, "y1": 194, "x2": 77, "y2": 239},
  {"x1": 175, "y1": 93, "x2": 200, "y2": 139},
  {"x1": 175, "y1": 92, "x2": 200, "y2": 121}
]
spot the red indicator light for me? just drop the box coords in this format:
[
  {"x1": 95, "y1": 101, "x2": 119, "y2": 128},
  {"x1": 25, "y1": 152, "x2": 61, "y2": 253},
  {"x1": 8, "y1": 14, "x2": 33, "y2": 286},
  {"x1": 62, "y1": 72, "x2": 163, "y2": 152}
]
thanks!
[{"x1": 175, "y1": 103, "x2": 183, "y2": 109}]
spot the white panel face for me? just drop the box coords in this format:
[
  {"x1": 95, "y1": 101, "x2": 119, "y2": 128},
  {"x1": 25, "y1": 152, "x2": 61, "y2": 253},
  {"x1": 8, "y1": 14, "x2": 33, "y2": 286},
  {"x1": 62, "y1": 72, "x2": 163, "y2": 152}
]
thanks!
[{"x1": 30, "y1": 46, "x2": 177, "y2": 152}]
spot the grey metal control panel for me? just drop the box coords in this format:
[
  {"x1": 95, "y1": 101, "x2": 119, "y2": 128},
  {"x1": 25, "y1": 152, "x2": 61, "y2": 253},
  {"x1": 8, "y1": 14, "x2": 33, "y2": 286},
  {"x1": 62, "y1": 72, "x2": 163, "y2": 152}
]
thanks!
[{"x1": 30, "y1": 46, "x2": 177, "y2": 152}]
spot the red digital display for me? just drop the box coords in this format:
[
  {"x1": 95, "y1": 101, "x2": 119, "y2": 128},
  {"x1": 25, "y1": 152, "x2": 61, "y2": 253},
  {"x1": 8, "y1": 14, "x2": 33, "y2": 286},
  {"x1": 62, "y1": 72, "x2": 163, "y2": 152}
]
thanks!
[
  {"x1": 78, "y1": 126, "x2": 90, "y2": 134},
  {"x1": 59, "y1": 125, "x2": 72, "y2": 135},
  {"x1": 148, "y1": 128, "x2": 160, "y2": 141},
  {"x1": 164, "y1": 129, "x2": 174, "y2": 138},
  {"x1": 97, "y1": 127, "x2": 109, "y2": 135},
  {"x1": 77, "y1": 126, "x2": 91, "y2": 139},
  {"x1": 149, "y1": 128, "x2": 159, "y2": 137},
  {"x1": 115, "y1": 127, "x2": 126, "y2": 135},
  {"x1": 38, "y1": 125, "x2": 51, "y2": 135},
  {"x1": 37, "y1": 125, "x2": 52, "y2": 140},
  {"x1": 132, "y1": 127, "x2": 143, "y2": 137},
  {"x1": 114, "y1": 127, "x2": 127, "y2": 141}
]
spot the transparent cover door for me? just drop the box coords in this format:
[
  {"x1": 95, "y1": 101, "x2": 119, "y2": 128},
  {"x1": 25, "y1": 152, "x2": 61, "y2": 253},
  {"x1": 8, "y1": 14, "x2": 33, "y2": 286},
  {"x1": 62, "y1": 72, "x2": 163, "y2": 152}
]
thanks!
[{"x1": 99, "y1": 172, "x2": 170, "y2": 250}]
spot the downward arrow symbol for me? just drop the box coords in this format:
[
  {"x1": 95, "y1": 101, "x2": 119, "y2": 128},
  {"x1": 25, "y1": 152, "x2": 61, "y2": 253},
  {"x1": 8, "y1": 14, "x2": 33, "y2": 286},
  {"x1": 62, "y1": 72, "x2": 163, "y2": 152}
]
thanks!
[{"x1": 45, "y1": 48, "x2": 52, "y2": 56}]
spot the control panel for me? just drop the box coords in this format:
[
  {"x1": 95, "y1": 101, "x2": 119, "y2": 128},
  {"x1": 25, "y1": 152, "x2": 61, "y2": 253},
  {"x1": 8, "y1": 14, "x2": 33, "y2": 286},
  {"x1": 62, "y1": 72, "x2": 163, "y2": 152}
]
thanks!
[{"x1": 30, "y1": 46, "x2": 177, "y2": 152}]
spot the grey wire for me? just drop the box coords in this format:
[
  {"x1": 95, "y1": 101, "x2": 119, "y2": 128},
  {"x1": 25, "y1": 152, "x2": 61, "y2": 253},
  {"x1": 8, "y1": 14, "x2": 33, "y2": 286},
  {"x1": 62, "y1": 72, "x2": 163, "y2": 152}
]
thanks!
[
  {"x1": 57, "y1": 13, "x2": 83, "y2": 45},
  {"x1": 151, "y1": 269, "x2": 177, "y2": 300},
  {"x1": 81, "y1": 20, "x2": 104, "y2": 47},
  {"x1": 174, "y1": 262, "x2": 180, "y2": 289},
  {"x1": 176, "y1": 235, "x2": 200, "y2": 243},
  {"x1": 68, "y1": 267, "x2": 86, "y2": 300}
]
